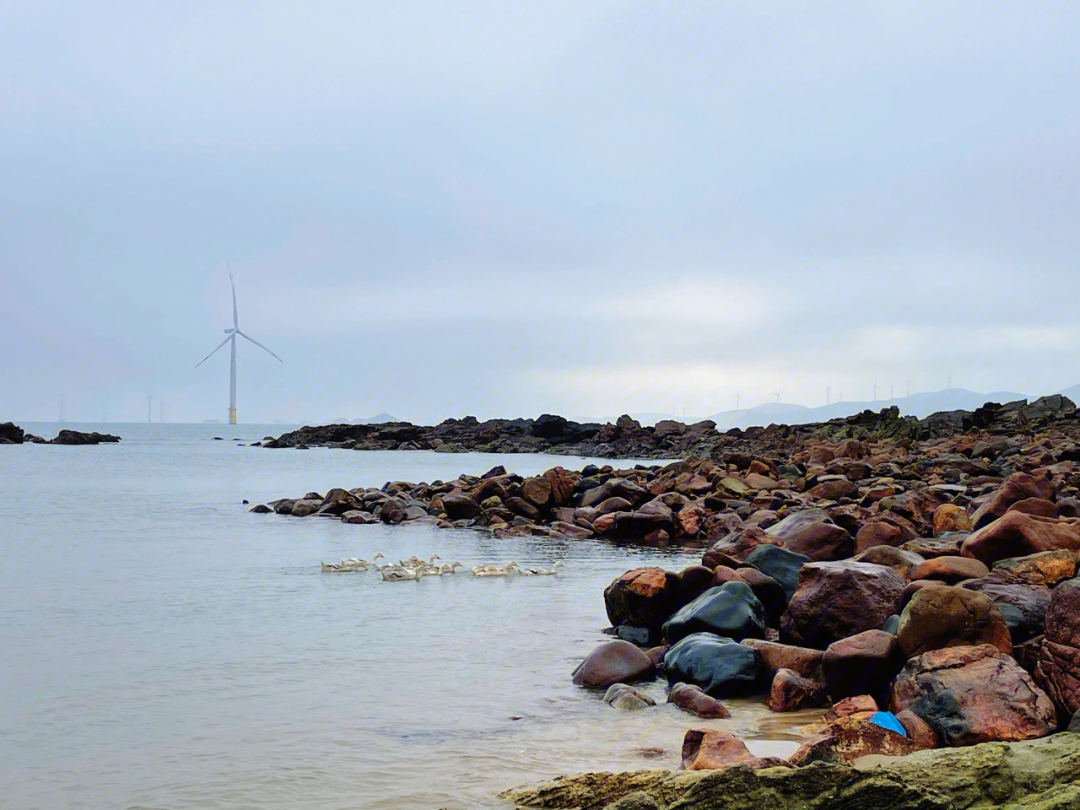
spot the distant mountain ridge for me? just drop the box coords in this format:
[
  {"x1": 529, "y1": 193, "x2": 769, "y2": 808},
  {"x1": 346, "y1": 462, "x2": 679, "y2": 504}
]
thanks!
[
  {"x1": 328, "y1": 412, "x2": 400, "y2": 425},
  {"x1": 576, "y1": 387, "x2": 1069, "y2": 431}
]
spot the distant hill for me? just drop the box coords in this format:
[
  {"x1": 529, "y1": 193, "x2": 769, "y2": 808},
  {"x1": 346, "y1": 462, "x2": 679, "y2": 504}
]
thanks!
[
  {"x1": 328, "y1": 412, "x2": 400, "y2": 425},
  {"x1": 578, "y1": 388, "x2": 1041, "y2": 431}
]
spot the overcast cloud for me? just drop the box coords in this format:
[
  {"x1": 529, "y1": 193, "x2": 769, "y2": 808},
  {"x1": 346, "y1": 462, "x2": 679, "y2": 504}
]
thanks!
[{"x1": 2, "y1": 1, "x2": 1078, "y2": 424}]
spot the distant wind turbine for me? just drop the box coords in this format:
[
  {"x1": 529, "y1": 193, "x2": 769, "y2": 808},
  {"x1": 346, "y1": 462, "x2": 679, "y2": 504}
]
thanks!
[{"x1": 196, "y1": 266, "x2": 283, "y2": 425}]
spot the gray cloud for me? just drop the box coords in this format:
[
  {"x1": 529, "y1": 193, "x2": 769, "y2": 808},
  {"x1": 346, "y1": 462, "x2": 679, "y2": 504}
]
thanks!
[{"x1": 2, "y1": 2, "x2": 1078, "y2": 423}]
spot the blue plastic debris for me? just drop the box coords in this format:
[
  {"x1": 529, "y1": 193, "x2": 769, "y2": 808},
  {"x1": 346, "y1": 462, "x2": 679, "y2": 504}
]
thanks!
[{"x1": 870, "y1": 711, "x2": 907, "y2": 737}]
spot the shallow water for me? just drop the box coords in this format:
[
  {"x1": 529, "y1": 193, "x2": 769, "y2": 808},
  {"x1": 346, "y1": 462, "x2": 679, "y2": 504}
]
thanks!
[{"x1": 0, "y1": 423, "x2": 814, "y2": 809}]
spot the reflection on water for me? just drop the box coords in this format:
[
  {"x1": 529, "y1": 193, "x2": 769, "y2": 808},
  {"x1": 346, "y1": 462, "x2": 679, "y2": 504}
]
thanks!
[{"x1": 0, "y1": 423, "x2": 817, "y2": 809}]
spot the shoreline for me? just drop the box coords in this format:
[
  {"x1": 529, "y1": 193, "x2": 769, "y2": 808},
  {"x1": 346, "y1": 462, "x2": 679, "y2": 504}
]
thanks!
[{"x1": 251, "y1": 393, "x2": 1080, "y2": 805}]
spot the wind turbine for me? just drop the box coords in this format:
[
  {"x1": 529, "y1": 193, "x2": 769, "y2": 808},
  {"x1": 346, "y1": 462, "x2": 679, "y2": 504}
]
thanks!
[{"x1": 196, "y1": 267, "x2": 282, "y2": 425}]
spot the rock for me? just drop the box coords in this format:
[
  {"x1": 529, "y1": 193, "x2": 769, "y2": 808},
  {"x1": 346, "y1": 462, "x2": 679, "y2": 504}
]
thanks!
[
  {"x1": 823, "y1": 629, "x2": 904, "y2": 704},
  {"x1": 933, "y1": 503, "x2": 973, "y2": 534},
  {"x1": 249, "y1": 504, "x2": 272, "y2": 513},
  {"x1": 0, "y1": 422, "x2": 26, "y2": 444},
  {"x1": 615, "y1": 625, "x2": 651, "y2": 645},
  {"x1": 961, "y1": 580, "x2": 1051, "y2": 643},
  {"x1": 806, "y1": 479, "x2": 859, "y2": 501},
  {"x1": 902, "y1": 534, "x2": 966, "y2": 559},
  {"x1": 971, "y1": 471, "x2": 1055, "y2": 529},
  {"x1": 790, "y1": 714, "x2": 929, "y2": 765},
  {"x1": 896, "y1": 585, "x2": 1012, "y2": 658},
  {"x1": 992, "y1": 549, "x2": 1077, "y2": 587},
  {"x1": 48, "y1": 429, "x2": 122, "y2": 444},
  {"x1": 572, "y1": 640, "x2": 656, "y2": 689},
  {"x1": 341, "y1": 510, "x2": 377, "y2": 524},
  {"x1": 663, "y1": 632, "x2": 760, "y2": 697},
  {"x1": 662, "y1": 581, "x2": 767, "y2": 644},
  {"x1": 603, "y1": 683, "x2": 656, "y2": 710},
  {"x1": 1070, "y1": 709, "x2": 1080, "y2": 733},
  {"x1": 680, "y1": 729, "x2": 790, "y2": 771},
  {"x1": 733, "y1": 567, "x2": 787, "y2": 627},
  {"x1": 961, "y1": 512, "x2": 1080, "y2": 566},
  {"x1": 768, "y1": 667, "x2": 827, "y2": 711},
  {"x1": 593, "y1": 496, "x2": 634, "y2": 517},
  {"x1": 853, "y1": 545, "x2": 925, "y2": 580},
  {"x1": 891, "y1": 644, "x2": 1057, "y2": 746},
  {"x1": 290, "y1": 498, "x2": 322, "y2": 517},
  {"x1": 580, "y1": 478, "x2": 648, "y2": 509},
  {"x1": 741, "y1": 638, "x2": 824, "y2": 681},
  {"x1": 909, "y1": 556, "x2": 991, "y2": 584},
  {"x1": 854, "y1": 520, "x2": 905, "y2": 554},
  {"x1": 780, "y1": 561, "x2": 906, "y2": 649},
  {"x1": 500, "y1": 733, "x2": 1080, "y2": 810},
  {"x1": 1009, "y1": 497, "x2": 1060, "y2": 519},
  {"x1": 1035, "y1": 577, "x2": 1080, "y2": 718},
  {"x1": 668, "y1": 682, "x2": 731, "y2": 718},
  {"x1": 604, "y1": 568, "x2": 679, "y2": 630},
  {"x1": 896, "y1": 709, "x2": 939, "y2": 748},
  {"x1": 521, "y1": 476, "x2": 553, "y2": 508},
  {"x1": 506, "y1": 496, "x2": 541, "y2": 522},
  {"x1": 765, "y1": 508, "x2": 853, "y2": 561},
  {"x1": 441, "y1": 493, "x2": 482, "y2": 520},
  {"x1": 742, "y1": 545, "x2": 810, "y2": 600}
]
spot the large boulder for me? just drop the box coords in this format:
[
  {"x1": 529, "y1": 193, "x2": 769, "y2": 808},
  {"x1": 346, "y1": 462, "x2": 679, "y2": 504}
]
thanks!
[
  {"x1": 933, "y1": 503, "x2": 973, "y2": 535},
  {"x1": 440, "y1": 493, "x2": 482, "y2": 520},
  {"x1": 961, "y1": 579, "x2": 1051, "y2": 643},
  {"x1": 961, "y1": 512, "x2": 1080, "y2": 566},
  {"x1": 896, "y1": 585, "x2": 1012, "y2": 658},
  {"x1": 768, "y1": 667, "x2": 827, "y2": 712},
  {"x1": 854, "y1": 545, "x2": 925, "y2": 580},
  {"x1": 580, "y1": 478, "x2": 648, "y2": 509},
  {"x1": 789, "y1": 714, "x2": 929, "y2": 765},
  {"x1": 604, "y1": 568, "x2": 679, "y2": 631},
  {"x1": 971, "y1": 472, "x2": 1055, "y2": 529},
  {"x1": 0, "y1": 422, "x2": 26, "y2": 444},
  {"x1": 780, "y1": 561, "x2": 906, "y2": 649},
  {"x1": 1035, "y1": 577, "x2": 1080, "y2": 718},
  {"x1": 572, "y1": 640, "x2": 656, "y2": 689},
  {"x1": 742, "y1": 544, "x2": 810, "y2": 600},
  {"x1": 662, "y1": 581, "x2": 767, "y2": 644},
  {"x1": 664, "y1": 632, "x2": 760, "y2": 697},
  {"x1": 741, "y1": 638, "x2": 824, "y2": 681},
  {"x1": 765, "y1": 508, "x2": 853, "y2": 561},
  {"x1": 822, "y1": 629, "x2": 904, "y2": 704},
  {"x1": 891, "y1": 644, "x2": 1057, "y2": 746}
]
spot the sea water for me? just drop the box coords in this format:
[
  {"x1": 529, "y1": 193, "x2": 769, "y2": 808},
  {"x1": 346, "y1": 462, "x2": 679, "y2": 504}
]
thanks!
[{"x1": 0, "y1": 423, "x2": 813, "y2": 809}]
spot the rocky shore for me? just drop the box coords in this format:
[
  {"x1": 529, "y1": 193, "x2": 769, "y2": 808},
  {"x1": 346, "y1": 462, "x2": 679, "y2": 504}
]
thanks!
[
  {"x1": 256, "y1": 394, "x2": 1075, "y2": 459},
  {"x1": 0, "y1": 422, "x2": 121, "y2": 445},
  {"x1": 253, "y1": 394, "x2": 1080, "y2": 806}
]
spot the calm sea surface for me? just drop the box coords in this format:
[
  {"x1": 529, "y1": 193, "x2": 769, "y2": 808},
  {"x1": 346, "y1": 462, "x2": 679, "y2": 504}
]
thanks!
[{"x1": 0, "y1": 423, "x2": 812, "y2": 810}]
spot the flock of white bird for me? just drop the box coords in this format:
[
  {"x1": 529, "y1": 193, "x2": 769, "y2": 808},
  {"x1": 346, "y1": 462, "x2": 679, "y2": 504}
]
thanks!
[{"x1": 320, "y1": 552, "x2": 565, "y2": 581}]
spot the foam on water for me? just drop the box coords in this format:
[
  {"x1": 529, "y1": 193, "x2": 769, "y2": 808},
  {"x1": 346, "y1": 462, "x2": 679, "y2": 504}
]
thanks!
[{"x1": 0, "y1": 423, "x2": 814, "y2": 809}]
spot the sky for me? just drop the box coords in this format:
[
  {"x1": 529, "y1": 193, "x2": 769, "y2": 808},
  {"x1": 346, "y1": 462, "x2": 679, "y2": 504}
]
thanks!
[{"x1": 1, "y1": 1, "x2": 1078, "y2": 424}]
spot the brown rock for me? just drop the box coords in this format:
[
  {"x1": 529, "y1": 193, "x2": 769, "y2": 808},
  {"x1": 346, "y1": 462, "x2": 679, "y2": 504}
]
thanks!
[
  {"x1": 668, "y1": 682, "x2": 731, "y2": 718},
  {"x1": 909, "y1": 556, "x2": 990, "y2": 584},
  {"x1": 992, "y1": 549, "x2": 1077, "y2": 587},
  {"x1": 780, "y1": 561, "x2": 905, "y2": 649},
  {"x1": 571, "y1": 640, "x2": 656, "y2": 689},
  {"x1": 897, "y1": 579, "x2": 949, "y2": 613},
  {"x1": 543, "y1": 466, "x2": 575, "y2": 507},
  {"x1": 674, "y1": 506, "x2": 708, "y2": 538},
  {"x1": 902, "y1": 534, "x2": 966, "y2": 559},
  {"x1": 807, "y1": 478, "x2": 859, "y2": 501},
  {"x1": 603, "y1": 568, "x2": 679, "y2": 629},
  {"x1": 895, "y1": 709, "x2": 939, "y2": 748},
  {"x1": 971, "y1": 472, "x2": 1055, "y2": 529},
  {"x1": 933, "y1": 503, "x2": 973, "y2": 534},
  {"x1": 961, "y1": 511, "x2": 1080, "y2": 566},
  {"x1": 765, "y1": 509, "x2": 854, "y2": 561},
  {"x1": 854, "y1": 520, "x2": 904, "y2": 554},
  {"x1": 680, "y1": 729, "x2": 790, "y2": 771},
  {"x1": 740, "y1": 638, "x2": 824, "y2": 680},
  {"x1": 1008, "y1": 497, "x2": 1059, "y2": 519},
  {"x1": 768, "y1": 667, "x2": 827, "y2": 711},
  {"x1": 745, "y1": 472, "x2": 781, "y2": 491},
  {"x1": 822, "y1": 629, "x2": 903, "y2": 704},
  {"x1": 789, "y1": 714, "x2": 929, "y2": 765},
  {"x1": 853, "y1": 545, "x2": 925, "y2": 580},
  {"x1": 1034, "y1": 577, "x2": 1080, "y2": 717},
  {"x1": 891, "y1": 644, "x2": 1056, "y2": 746},
  {"x1": 896, "y1": 585, "x2": 1012, "y2": 658}
]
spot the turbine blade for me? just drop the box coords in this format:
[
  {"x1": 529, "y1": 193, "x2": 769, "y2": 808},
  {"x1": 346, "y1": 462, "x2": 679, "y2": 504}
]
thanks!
[
  {"x1": 195, "y1": 335, "x2": 232, "y2": 368},
  {"x1": 236, "y1": 331, "x2": 283, "y2": 362},
  {"x1": 227, "y1": 264, "x2": 238, "y2": 329}
]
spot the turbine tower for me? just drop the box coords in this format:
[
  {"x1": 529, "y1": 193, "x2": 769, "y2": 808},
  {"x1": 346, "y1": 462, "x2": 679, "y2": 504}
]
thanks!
[{"x1": 196, "y1": 267, "x2": 282, "y2": 425}]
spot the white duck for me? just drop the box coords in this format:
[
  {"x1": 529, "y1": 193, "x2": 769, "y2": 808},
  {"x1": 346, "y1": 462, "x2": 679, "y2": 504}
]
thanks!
[
  {"x1": 521, "y1": 561, "x2": 565, "y2": 576},
  {"x1": 381, "y1": 566, "x2": 424, "y2": 582},
  {"x1": 473, "y1": 562, "x2": 519, "y2": 577}
]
